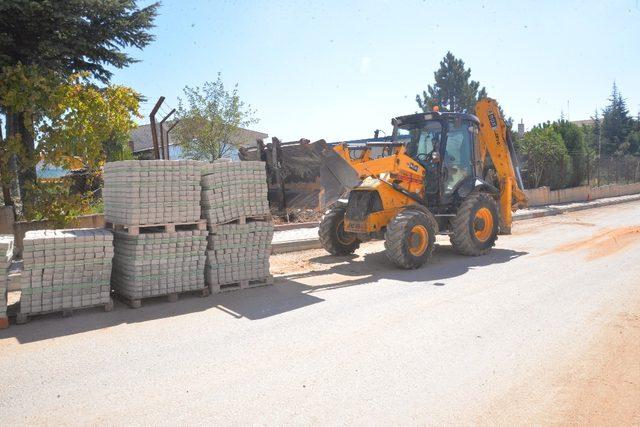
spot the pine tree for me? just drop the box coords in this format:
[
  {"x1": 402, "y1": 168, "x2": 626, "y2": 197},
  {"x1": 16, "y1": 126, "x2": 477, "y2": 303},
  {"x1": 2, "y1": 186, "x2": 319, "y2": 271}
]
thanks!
[
  {"x1": 415, "y1": 52, "x2": 487, "y2": 113},
  {"x1": 590, "y1": 108, "x2": 602, "y2": 156},
  {"x1": 553, "y1": 120, "x2": 588, "y2": 187},
  {"x1": 602, "y1": 83, "x2": 632, "y2": 155},
  {"x1": 0, "y1": 0, "x2": 159, "y2": 203},
  {"x1": 0, "y1": 1, "x2": 159, "y2": 81}
]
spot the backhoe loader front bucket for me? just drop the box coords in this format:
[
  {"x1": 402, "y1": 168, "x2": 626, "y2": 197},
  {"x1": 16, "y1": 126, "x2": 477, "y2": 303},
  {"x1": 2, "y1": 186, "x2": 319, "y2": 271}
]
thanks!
[{"x1": 319, "y1": 146, "x2": 360, "y2": 208}]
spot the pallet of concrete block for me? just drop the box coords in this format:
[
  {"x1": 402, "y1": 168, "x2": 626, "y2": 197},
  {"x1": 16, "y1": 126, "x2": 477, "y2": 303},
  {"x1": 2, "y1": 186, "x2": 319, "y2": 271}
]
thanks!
[
  {"x1": 17, "y1": 229, "x2": 113, "y2": 324},
  {"x1": 111, "y1": 229, "x2": 208, "y2": 308},
  {"x1": 103, "y1": 160, "x2": 202, "y2": 228},
  {"x1": 201, "y1": 160, "x2": 270, "y2": 226},
  {"x1": 205, "y1": 221, "x2": 274, "y2": 293},
  {"x1": 105, "y1": 219, "x2": 207, "y2": 236},
  {"x1": 0, "y1": 236, "x2": 13, "y2": 329}
]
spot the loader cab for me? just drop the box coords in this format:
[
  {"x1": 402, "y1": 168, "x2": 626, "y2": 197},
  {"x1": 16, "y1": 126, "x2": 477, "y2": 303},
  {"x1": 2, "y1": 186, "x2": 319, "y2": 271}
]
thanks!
[{"x1": 392, "y1": 112, "x2": 481, "y2": 208}]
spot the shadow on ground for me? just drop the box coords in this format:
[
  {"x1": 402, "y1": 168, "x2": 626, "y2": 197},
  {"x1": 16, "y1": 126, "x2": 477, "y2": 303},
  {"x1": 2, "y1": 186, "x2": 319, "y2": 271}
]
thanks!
[
  {"x1": 0, "y1": 244, "x2": 526, "y2": 344},
  {"x1": 278, "y1": 245, "x2": 527, "y2": 293}
]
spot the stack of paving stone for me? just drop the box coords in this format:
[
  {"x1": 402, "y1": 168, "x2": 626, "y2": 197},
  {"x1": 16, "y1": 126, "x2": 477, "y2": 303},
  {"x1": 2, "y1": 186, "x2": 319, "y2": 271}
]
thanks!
[
  {"x1": 0, "y1": 236, "x2": 13, "y2": 327},
  {"x1": 205, "y1": 222, "x2": 274, "y2": 291},
  {"x1": 19, "y1": 229, "x2": 113, "y2": 320},
  {"x1": 201, "y1": 161, "x2": 273, "y2": 292},
  {"x1": 110, "y1": 230, "x2": 207, "y2": 305},
  {"x1": 201, "y1": 161, "x2": 269, "y2": 224},
  {"x1": 104, "y1": 160, "x2": 208, "y2": 305},
  {"x1": 103, "y1": 160, "x2": 201, "y2": 226}
]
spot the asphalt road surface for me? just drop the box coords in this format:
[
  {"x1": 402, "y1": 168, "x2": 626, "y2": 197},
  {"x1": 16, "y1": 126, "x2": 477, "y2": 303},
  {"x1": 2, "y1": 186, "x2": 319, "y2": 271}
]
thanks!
[{"x1": 1, "y1": 201, "x2": 639, "y2": 425}]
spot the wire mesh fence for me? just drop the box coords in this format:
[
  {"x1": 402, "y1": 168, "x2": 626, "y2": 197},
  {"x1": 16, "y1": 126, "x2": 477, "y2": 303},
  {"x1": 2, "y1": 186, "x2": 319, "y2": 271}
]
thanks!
[
  {"x1": 518, "y1": 155, "x2": 640, "y2": 190},
  {"x1": 591, "y1": 155, "x2": 640, "y2": 186}
]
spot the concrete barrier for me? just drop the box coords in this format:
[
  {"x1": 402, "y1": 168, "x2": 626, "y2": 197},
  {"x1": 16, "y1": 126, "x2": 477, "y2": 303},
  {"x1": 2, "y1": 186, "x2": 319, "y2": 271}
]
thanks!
[
  {"x1": 550, "y1": 186, "x2": 590, "y2": 204},
  {"x1": 523, "y1": 187, "x2": 550, "y2": 207},
  {"x1": 523, "y1": 182, "x2": 640, "y2": 206}
]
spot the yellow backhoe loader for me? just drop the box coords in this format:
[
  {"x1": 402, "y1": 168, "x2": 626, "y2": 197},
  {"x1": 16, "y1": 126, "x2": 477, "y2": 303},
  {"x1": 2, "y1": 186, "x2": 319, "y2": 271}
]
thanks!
[{"x1": 319, "y1": 98, "x2": 527, "y2": 269}]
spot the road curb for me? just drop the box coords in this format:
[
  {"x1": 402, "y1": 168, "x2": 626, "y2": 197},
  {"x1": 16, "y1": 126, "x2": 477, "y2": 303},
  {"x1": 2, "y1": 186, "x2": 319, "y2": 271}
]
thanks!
[
  {"x1": 274, "y1": 221, "x2": 320, "y2": 231},
  {"x1": 271, "y1": 238, "x2": 323, "y2": 254},
  {"x1": 513, "y1": 194, "x2": 640, "y2": 221},
  {"x1": 271, "y1": 194, "x2": 640, "y2": 254}
]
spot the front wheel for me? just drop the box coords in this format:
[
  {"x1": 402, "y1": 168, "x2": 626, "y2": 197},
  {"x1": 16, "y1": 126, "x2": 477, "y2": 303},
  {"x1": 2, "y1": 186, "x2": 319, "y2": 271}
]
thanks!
[
  {"x1": 384, "y1": 209, "x2": 438, "y2": 269},
  {"x1": 318, "y1": 204, "x2": 360, "y2": 255},
  {"x1": 450, "y1": 192, "x2": 499, "y2": 256}
]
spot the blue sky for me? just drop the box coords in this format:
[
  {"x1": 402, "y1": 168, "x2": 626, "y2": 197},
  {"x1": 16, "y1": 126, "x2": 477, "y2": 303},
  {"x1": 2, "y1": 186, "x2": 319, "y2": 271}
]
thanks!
[{"x1": 110, "y1": 0, "x2": 640, "y2": 142}]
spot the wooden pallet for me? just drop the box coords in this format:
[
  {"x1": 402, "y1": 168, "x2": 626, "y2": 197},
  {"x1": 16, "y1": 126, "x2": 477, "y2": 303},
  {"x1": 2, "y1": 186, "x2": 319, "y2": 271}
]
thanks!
[
  {"x1": 114, "y1": 287, "x2": 210, "y2": 309},
  {"x1": 209, "y1": 275, "x2": 274, "y2": 294},
  {"x1": 207, "y1": 214, "x2": 272, "y2": 233},
  {"x1": 15, "y1": 299, "x2": 114, "y2": 325},
  {"x1": 106, "y1": 219, "x2": 207, "y2": 236}
]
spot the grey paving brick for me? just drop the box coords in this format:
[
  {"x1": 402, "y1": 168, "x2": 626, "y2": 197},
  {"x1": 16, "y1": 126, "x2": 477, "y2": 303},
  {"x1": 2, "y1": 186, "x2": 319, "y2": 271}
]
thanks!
[
  {"x1": 19, "y1": 229, "x2": 112, "y2": 314},
  {"x1": 103, "y1": 160, "x2": 202, "y2": 226}
]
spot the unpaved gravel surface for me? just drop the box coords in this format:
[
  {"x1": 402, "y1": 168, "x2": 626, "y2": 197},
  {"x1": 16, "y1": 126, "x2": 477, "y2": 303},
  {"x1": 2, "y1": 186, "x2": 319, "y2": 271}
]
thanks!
[{"x1": 1, "y1": 201, "x2": 639, "y2": 425}]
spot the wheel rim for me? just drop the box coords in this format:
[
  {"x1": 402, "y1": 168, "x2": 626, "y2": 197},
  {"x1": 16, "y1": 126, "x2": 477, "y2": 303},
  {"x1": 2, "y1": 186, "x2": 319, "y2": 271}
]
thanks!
[
  {"x1": 408, "y1": 224, "x2": 429, "y2": 256},
  {"x1": 336, "y1": 220, "x2": 356, "y2": 245},
  {"x1": 473, "y1": 207, "x2": 494, "y2": 242}
]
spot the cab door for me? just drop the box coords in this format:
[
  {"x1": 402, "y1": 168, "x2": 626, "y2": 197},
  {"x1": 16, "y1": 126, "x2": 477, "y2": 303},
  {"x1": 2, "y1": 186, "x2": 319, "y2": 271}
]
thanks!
[{"x1": 442, "y1": 120, "x2": 475, "y2": 199}]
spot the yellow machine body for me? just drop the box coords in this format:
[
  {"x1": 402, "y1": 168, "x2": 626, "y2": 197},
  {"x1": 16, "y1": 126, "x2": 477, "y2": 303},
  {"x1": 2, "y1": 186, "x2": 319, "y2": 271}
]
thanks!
[{"x1": 325, "y1": 98, "x2": 527, "y2": 236}]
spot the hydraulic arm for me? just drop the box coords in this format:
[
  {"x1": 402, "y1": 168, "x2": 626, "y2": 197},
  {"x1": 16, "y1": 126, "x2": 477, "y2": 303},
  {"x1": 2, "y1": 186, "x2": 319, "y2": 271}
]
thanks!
[{"x1": 475, "y1": 98, "x2": 528, "y2": 233}]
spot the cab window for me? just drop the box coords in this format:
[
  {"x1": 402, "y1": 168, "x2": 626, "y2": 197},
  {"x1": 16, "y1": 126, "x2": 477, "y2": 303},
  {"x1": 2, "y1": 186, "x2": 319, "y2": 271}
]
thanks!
[
  {"x1": 401, "y1": 121, "x2": 443, "y2": 159},
  {"x1": 443, "y1": 121, "x2": 474, "y2": 193}
]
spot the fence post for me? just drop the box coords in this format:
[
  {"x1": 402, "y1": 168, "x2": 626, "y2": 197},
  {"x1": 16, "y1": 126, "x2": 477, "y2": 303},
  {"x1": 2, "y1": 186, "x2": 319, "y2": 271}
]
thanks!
[
  {"x1": 272, "y1": 137, "x2": 286, "y2": 214},
  {"x1": 149, "y1": 96, "x2": 165, "y2": 160},
  {"x1": 586, "y1": 157, "x2": 590, "y2": 187},
  {"x1": 159, "y1": 109, "x2": 175, "y2": 160}
]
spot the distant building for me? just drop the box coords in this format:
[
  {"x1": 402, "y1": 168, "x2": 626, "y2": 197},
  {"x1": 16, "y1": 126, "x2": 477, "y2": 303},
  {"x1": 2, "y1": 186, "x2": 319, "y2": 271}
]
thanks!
[
  {"x1": 129, "y1": 123, "x2": 268, "y2": 159},
  {"x1": 517, "y1": 120, "x2": 525, "y2": 139},
  {"x1": 570, "y1": 119, "x2": 595, "y2": 127}
]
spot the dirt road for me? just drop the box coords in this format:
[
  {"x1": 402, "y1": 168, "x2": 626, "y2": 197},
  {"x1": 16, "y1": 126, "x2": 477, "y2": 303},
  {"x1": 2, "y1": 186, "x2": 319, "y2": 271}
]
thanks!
[{"x1": 1, "y1": 201, "x2": 639, "y2": 424}]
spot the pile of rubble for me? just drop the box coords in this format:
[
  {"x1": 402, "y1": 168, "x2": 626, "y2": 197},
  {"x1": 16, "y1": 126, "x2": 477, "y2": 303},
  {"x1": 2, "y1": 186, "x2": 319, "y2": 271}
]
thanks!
[
  {"x1": 19, "y1": 229, "x2": 113, "y2": 320},
  {"x1": 201, "y1": 161, "x2": 273, "y2": 292},
  {"x1": 110, "y1": 230, "x2": 207, "y2": 305},
  {"x1": 103, "y1": 160, "x2": 201, "y2": 226}
]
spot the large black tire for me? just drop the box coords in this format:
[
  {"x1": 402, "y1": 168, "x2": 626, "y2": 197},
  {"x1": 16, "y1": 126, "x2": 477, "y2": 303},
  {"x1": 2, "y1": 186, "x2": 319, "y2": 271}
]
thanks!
[
  {"x1": 450, "y1": 192, "x2": 499, "y2": 256},
  {"x1": 384, "y1": 209, "x2": 438, "y2": 269},
  {"x1": 318, "y1": 204, "x2": 360, "y2": 255}
]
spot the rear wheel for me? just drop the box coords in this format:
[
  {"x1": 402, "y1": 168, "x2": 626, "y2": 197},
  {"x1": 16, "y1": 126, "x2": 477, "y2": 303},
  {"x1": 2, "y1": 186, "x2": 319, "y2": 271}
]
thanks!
[
  {"x1": 450, "y1": 192, "x2": 499, "y2": 256},
  {"x1": 384, "y1": 209, "x2": 438, "y2": 269},
  {"x1": 318, "y1": 204, "x2": 360, "y2": 255}
]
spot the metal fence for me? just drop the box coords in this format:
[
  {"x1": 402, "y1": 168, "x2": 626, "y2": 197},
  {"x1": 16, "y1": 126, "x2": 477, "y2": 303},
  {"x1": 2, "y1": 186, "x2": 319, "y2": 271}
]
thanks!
[
  {"x1": 518, "y1": 155, "x2": 640, "y2": 190},
  {"x1": 591, "y1": 155, "x2": 640, "y2": 186}
]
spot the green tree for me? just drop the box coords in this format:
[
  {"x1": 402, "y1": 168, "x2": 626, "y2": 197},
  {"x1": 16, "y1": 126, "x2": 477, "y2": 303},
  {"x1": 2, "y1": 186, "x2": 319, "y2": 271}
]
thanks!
[
  {"x1": 586, "y1": 108, "x2": 603, "y2": 155},
  {"x1": 0, "y1": 0, "x2": 158, "y2": 203},
  {"x1": 40, "y1": 75, "x2": 140, "y2": 172},
  {"x1": 627, "y1": 120, "x2": 640, "y2": 155},
  {"x1": 552, "y1": 120, "x2": 590, "y2": 187},
  {"x1": 0, "y1": 64, "x2": 64, "y2": 205},
  {"x1": 0, "y1": 67, "x2": 140, "y2": 219},
  {"x1": 173, "y1": 74, "x2": 257, "y2": 162},
  {"x1": 416, "y1": 51, "x2": 487, "y2": 113},
  {"x1": 601, "y1": 83, "x2": 633, "y2": 155},
  {"x1": 517, "y1": 124, "x2": 570, "y2": 189}
]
